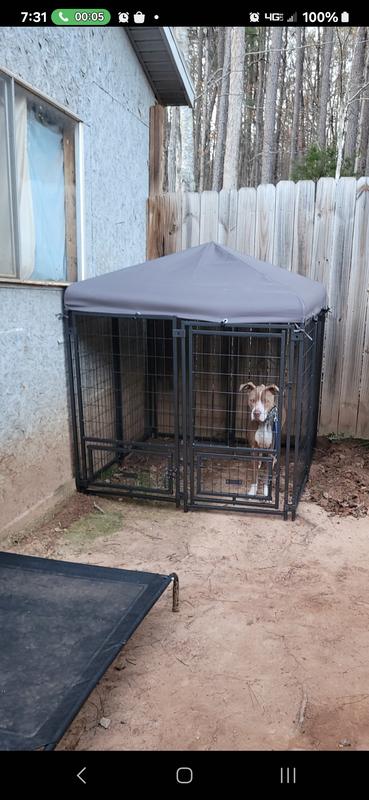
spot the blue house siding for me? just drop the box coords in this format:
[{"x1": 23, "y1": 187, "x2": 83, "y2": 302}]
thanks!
[{"x1": 0, "y1": 28, "x2": 155, "y2": 532}]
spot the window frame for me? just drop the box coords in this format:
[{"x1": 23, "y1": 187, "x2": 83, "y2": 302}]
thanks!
[{"x1": 0, "y1": 67, "x2": 84, "y2": 286}]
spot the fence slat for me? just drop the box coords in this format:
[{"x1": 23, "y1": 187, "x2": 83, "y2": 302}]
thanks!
[
  {"x1": 200, "y1": 191, "x2": 219, "y2": 243},
  {"x1": 157, "y1": 192, "x2": 182, "y2": 257},
  {"x1": 292, "y1": 180, "x2": 315, "y2": 275},
  {"x1": 273, "y1": 181, "x2": 296, "y2": 269},
  {"x1": 182, "y1": 192, "x2": 200, "y2": 250},
  {"x1": 311, "y1": 177, "x2": 336, "y2": 285},
  {"x1": 340, "y1": 178, "x2": 369, "y2": 435},
  {"x1": 357, "y1": 288, "x2": 369, "y2": 437},
  {"x1": 217, "y1": 189, "x2": 238, "y2": 248},
  {"x1": 236, "y1": 187, "x2": 256, "y2": 256},
  {"x1": 320, "y1": 178, "x2": 356, "y2": 435},
  {"x1": 255, "y1": 184, "x2": 275, "y2": 262}
]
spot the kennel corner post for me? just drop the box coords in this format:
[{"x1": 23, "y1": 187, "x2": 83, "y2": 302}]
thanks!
[
  {"x1": 290, "y1": 328, "x2": 305, "y2": 520},
  {"x1": 180, "y1": 322, "x2": 189, "y2": 511},
  {"x1": 172, "y1": 318, "x2": 181, "y2": 508},
  {"x1": 65, "y1": 310, "x2": 83, "y2": 490},
  {"x1": 274, "y1": 328, "x2": 287, "y2": 509},
  {"x1": 312, "y1": 311, "x2": 326, "y2": 451},
  {"x1": 283, "y1": 327, "x2": 297, "y2": 519},
  {"x1": 67, "y1": 311, "x2": 88, "y2": 488}
]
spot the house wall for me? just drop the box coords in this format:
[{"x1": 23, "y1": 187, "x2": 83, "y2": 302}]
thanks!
[{"x1": 0, "y1": 28, "x2": 155, "y2": 532}]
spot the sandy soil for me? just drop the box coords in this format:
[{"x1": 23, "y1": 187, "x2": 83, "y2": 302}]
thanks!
[{"x1": 4, "y1": 445, "x2": 369, "y2": 752}]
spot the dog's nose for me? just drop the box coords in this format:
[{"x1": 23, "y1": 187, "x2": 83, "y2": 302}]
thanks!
[{"x1": 254, "y1": 410, "x2": 261, "y2": 418}]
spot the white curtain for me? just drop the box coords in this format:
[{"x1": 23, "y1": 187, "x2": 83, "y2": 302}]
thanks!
[
  {"x1": 0, "y1": 80, "x2": 15, "y2": 274},
  {"x1": 15, "y1": 94, "x2": 35, "y2": 279}
]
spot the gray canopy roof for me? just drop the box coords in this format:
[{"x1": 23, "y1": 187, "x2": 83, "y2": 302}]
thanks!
[{"x1": 64, "y1": 242, "x2": 327, "y2": 324}]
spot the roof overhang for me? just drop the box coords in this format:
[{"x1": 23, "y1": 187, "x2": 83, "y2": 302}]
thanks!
[{"x1": 126, "y1": 26, "x2": 194, "y2": 107}]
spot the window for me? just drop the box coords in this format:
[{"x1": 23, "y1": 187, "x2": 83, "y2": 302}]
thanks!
[{"x1": 0, "y1": 72, "x2": 78, "y2": 282}]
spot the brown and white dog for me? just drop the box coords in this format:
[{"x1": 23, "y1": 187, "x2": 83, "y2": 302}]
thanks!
[{"x1": 239, "y1": 382, "x2": 282, "y2": 497}]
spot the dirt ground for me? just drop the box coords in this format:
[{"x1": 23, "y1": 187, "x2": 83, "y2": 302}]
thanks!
[{"x1": 3, "y1": 438, "x2": 369, "y2": 751}]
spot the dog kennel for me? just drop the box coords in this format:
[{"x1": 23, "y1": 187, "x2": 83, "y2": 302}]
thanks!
[{"x1": 64, "y1": 242, "x2": 327, "y2": 519}]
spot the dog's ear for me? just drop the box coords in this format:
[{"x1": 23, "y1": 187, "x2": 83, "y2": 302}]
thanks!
[
  {"x1": 239, "y1": 381, "x2": 256, "y2": 393},
  {"x1": 265, "y1": 384, "x2": 279, "y2": 395}
]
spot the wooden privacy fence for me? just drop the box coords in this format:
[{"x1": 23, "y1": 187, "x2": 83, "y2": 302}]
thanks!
[{"x1": 147, "y1": 178, "x2": 369, "y2": 438}]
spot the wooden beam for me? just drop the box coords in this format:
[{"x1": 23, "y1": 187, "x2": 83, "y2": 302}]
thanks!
[{"x1": 149, "y1": 104, "x2": 164, "y2": 197}]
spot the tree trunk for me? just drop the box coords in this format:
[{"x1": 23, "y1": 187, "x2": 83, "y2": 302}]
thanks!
[
  {"x1": 261, "y1": 26, "x2": 283, "y2": 184},
  {"x1": 212, "y1": 28, "x2": 231, "y2": 190},
  {"x1": 198, "y1": 27, "x2": 209, "y2": 191},
  {"x1": 317, "y1": 28, "x2": 334, "y2": 149},
  {"x1": 194, "y1": 27, "x2": 203, "y2": 187},
  {"x1": 167, "y1": 106, "x2": 181, "y2": 191},
  {"x1": 366, "y1": 135, "x2": 369, "y2": 175},
  {"x1": 275, "y1": 28, "x2": 288, "y2": 181},
  {"x1": 289, "y1": 28, "x2": 303, "y2": 177},
  {"x1": 252, "y1": 27, "x2": 266, "y2": 186},
  {"x1": 173, "y1": 28, "x2": 195, "y2": 190},
  {"x1": 222, "y1": 27, "x2": 246, "y2": 189},
  {"x1": 355, "y1": 33, "x2": 369, "y2": 175},
  {"x1": 344, "y1": 27, "x2": 366, "y2": 163}
]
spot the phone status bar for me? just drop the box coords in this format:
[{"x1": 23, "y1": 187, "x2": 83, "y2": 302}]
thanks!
[{"x1": 2, "y1": 7, "x2": 366, "y2": 27}]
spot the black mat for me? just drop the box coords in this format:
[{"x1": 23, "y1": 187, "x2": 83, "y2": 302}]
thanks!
[{"x1": 0, "y1": 551, "x2": 172, "y2": 750}]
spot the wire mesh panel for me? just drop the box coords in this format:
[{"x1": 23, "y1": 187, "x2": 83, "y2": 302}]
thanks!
[
  {"x1": 184, "y1": 324, "x2": 286, "y2": 512},
  {"x1": 67, "y1": 314, "x2": 179, "y2": 502}
]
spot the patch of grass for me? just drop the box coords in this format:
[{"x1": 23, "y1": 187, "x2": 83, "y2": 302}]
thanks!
[
  {"x1": 100, "y1": 463, "x2": 117, "y2": 481},
  {"x1": 327, "y1": 432, "x2": 347, "y2": 442},
  {"x1": 64, "y1": 510, "x2": 123, "y2": 545}
]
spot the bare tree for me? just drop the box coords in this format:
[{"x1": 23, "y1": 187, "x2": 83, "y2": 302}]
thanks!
[
  {"x1": 212, "y1": 27, "x2": 231, "y2": 190},
  {"x1": 198, "y1": 27, "x2": 209, "y2": 191},
  {"x1": 261, "y1": 26, "x2": 283, "y2": 183},
  {"x1": 164, "y1": 26, "x2": 363, "y2": 190},
  {"x1": 317, "y1": 28, "x2": 334, "y2": 148},
  {"x1": 167, "y1": 107, "x2": 181, "y2": 191},
  {"x1": 289, "y1": 28, "x2": 304, "y2": 177},
  {"x1": 275, "y1": 28, "x2": 288, "y2": 181},
  {"x1": 355, "y1": 32, "x2": 369, "y2": 175},
  {"x1": 344, "y1": 27, "x2": 367, "y2": 163},
  {"x1": 222, "y1": 27, "x2": 245, "y2": 189},
  {"x1": 173, "y1": 27, "x2": 195, "y2": 190}
]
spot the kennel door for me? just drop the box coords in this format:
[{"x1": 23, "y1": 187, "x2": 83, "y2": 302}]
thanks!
[{"x1": 184, "y1": 325, "x2": 286, "y2": 511}]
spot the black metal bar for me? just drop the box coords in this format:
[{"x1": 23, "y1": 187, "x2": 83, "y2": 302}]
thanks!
[
  {"x1": 71, "y1": 314, "x2": 88, "y2": 484},
  {"x1": 188, "y1": 326, "x2": 195, "y2": 505},
  {"x1": 65, "y1": 312, "x2": 82, "y2": 488},
  {"x1": 307, "y1": 318, "x2": 318, "y2": 467},
  {"x1": 274, "y1": 329, "x2": 286, "y2": 509},
  {"x1": 225, "y1": 330, "x2": 238, "y2": 446},
  {"x1": 312, "y1": 312, "x2": 326, "y2": 449},
  {"x1": 189, "y1": 329, "x2": 284, "y2": 339},
  {"x1": 146, "y1": 319, "x2": 158, "y2": 436},
  {"x1": 283, "y1": 330, "x2": 295, "y2": 518},
  {"x1": 188, "y1": 502, "x2": 286, "y2": 516},
  {"x1": 292, "y1": 334, "x2": 305, "y2": 509},
  {"x1": 172, "y1": 319, "x2": 181, "y2": 507},
  {"x1": 84, "y1": 487, "x2": 176, "y2": 503},
  {"x1": 182, "y1": 320, "x2": 294, "y2": 332},
  {"x1": 111, "y1": 318, "x2": 124, "y2": 452},
  {"x1": 181, "y1": 321, "x2": 188, "y2": 511}
]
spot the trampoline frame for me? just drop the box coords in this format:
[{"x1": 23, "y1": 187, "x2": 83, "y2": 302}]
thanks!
[{"x1": 0, "y1": 551, "x2": 179, "y2": 751}]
